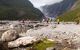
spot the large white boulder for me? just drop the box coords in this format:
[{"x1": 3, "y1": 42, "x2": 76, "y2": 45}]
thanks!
[
  {"x1": 8, "y1": 36, "x2": 38, "y2": 48},
  {"x1": 1, "y1": 29, "x2": 18, "y2": 42}
]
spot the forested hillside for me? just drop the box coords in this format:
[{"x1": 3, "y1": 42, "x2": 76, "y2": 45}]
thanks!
[{"x1": 0, "y1": 0, "x2": 44, "y2": 20}]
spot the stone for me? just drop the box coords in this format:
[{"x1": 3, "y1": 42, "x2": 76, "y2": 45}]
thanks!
[
  {"x1": 8, "y1": 36, "x2": 38, "y2": 48},
  {"x1": 1, "y1": 29, "x2": 18, "y2": 42}
]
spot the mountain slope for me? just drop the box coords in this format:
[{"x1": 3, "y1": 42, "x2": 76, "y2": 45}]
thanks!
[
  {"x1": 56, "y1": 0, "x2": 80, "y2": 22},
  {"x1": 0, "y1": 0, "x2": 44, "y2": 20},
  {"x1": 42, "y1": 0, "x2": 76, "y2": 17}
]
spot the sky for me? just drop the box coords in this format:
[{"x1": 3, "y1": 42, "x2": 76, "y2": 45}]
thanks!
[{"x1": 29, "y1": 0, "x2": 63, "y2": 8}]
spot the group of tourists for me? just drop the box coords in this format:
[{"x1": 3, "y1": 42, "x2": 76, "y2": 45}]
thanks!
[
  {"x1": 42, "y1": 17, "x2": 60, "y2": 24},
  {"x1": 42, "y1": 18, "x2": 53, "y2": 23}
]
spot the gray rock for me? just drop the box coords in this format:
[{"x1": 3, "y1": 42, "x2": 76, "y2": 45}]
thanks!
[
  {"x1": 8, "y1": 36, "x2": 38, "y2": 48},
  {"x1": 1, "y1": 29, "x2": 18, "y2": 42}
]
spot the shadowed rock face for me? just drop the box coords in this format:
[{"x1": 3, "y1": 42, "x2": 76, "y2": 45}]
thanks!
[
  {"x1": 0, "y1": 38, "x2": 9, "y2": 50},
  {"x1": 42, "y1": 0, "x2": 76, "y2": 17},
  {"x1": 0, "y1": 40, "x2": 9, "y2": 50}
]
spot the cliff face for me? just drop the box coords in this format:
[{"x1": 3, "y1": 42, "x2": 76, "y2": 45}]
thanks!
[
  {"x1": 42, "y1": 0, "x2": 76, "y2": 17},
  {"x1": 71, "y1": 0, "x2": 80, "y2": 10},
  {"x1": 56, "y1": 0, "x2": 80, "y2": 22},
  {"x1": 0, "y1": 0, "x2": 44, "y2": 21}
]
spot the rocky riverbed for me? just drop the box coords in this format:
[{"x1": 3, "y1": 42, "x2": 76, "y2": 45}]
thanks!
[{"x1": 0, "y1": 21, "x2": 80, "y2": 50}]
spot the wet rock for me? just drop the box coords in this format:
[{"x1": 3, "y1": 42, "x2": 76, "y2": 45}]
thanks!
[
  {"x1": 8, "y1": 36, "x2": 38, "y2": 48},
  {"x1": 1, "y1": 29, "x2": 18, "y2": 42}
]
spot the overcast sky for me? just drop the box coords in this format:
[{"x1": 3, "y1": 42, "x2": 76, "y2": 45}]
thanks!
[{"x1": 29, "y1": 0, "x2": 63, "y2": 8}]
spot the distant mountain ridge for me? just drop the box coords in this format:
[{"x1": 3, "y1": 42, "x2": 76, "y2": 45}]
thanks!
[
  {"x1": 42, "y1": 0, "x2": 76, "y2": 17},
  {"x1": 56, "y1": 0, "x2": 80, "y2": 22},
  {"x1": 0, "y1": 0, "x2": 44, "y2": 21}
]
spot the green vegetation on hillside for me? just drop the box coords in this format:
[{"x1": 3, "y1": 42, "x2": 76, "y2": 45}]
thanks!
[
  {"x1": 56, "y1": 0, "x2": 80, "y2": 22},
  {"x1": 0, "y1": 0, "x2": 44, "y2": 21}
]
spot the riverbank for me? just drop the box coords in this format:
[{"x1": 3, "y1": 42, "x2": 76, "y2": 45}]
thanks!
[{"x1": 0, "y1": 21, "x2": 80, "y2": 50}]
